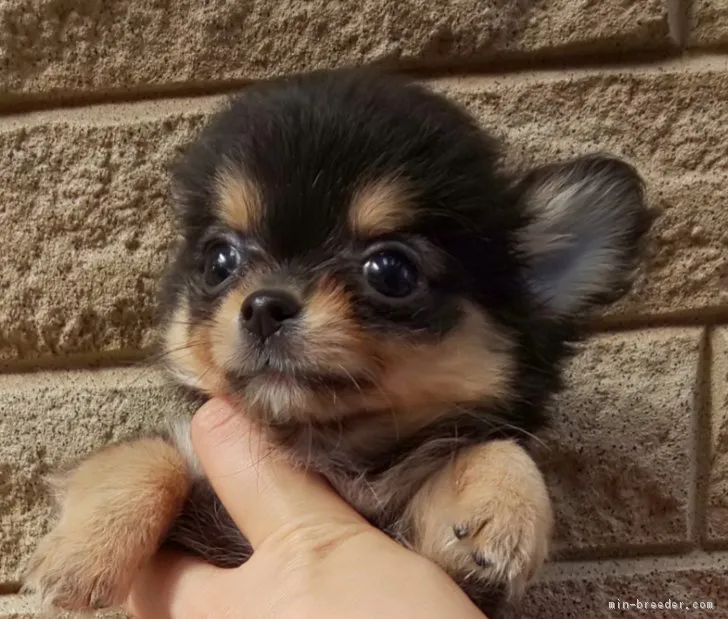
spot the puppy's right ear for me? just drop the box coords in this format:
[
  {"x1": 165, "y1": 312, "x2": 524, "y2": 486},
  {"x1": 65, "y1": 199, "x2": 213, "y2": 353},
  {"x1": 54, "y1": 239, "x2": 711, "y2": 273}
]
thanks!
[{"x1": 516, "y1": 155, "x2": 654, "y2": 319}]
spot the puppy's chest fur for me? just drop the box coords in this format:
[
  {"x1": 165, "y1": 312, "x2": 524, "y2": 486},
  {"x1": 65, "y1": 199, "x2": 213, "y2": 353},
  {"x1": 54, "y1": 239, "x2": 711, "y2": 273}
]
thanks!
[
  {"x1": 271, "y1": 414, "x2": 476, "y2": 525},
  {"x1": 166, "y1": 404, "x2": 510, "y2": 565},
  {"x1": 174, "y1": 405, "x2": 485, "y2": 528}
]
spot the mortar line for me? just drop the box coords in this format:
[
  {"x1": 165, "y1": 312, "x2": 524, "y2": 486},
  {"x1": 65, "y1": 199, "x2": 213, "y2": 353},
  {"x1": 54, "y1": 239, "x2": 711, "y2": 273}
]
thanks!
[
  {"x1": 591, "y1": 310, "x2": 728, "y2": 333},
  {"x1": 551, "y1": 541, "x2": 695, "y2": 564},
  {"x1": 666, "y1": 0, "x2": 690, "y2": 47},
  {"x1": 690, "y1": 327, "x2": 713, "y2": 546},
  {"x1": 5, "y1": 52, "x2": 728, "y2": 126},
  {"x1": 539, "y1": 548, "x2": 728, "y2": 581},
  {"x1": 1, "y1": 319, "x2": 724, "y2": 376},
  {"x1": 0, "y1": 45, "x2": 696, "y2": 118},
  {"x1": 0, "y1": 349, "x2": 152, "y2": 375}
]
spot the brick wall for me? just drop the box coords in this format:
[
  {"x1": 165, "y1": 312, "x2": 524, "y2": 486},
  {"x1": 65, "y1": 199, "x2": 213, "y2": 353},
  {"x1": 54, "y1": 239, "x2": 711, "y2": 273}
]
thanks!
[{"x1": 1, "y1": 1, "x2": 727, "y2": 617}]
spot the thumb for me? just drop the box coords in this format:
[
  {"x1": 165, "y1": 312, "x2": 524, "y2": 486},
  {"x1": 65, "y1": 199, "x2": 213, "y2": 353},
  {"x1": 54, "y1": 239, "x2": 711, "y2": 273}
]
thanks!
[{"x1": 190, "y1": 397, "x2": 367, "y2": 550}]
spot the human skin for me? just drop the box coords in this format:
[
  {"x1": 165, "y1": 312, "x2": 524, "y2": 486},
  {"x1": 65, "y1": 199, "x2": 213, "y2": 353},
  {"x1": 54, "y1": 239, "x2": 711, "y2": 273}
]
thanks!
[{"x1": 124, "y1": 398, "x2": 489, "y2": 619}]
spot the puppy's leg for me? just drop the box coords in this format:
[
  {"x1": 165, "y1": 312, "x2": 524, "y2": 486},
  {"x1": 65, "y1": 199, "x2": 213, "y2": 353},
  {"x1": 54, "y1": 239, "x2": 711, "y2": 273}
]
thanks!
[
  {"x1": 403, "y1": 439, "x2": 552, "y2": 613},
  {"x1": 24, "y1": 436, "x2": 191, "y2": 612}
]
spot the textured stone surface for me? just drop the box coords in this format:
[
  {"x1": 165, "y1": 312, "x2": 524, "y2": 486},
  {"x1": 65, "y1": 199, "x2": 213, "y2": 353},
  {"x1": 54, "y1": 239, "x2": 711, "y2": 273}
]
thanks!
[
  {"x1": 689, "y1": 1, "x2": 728, "y2": 47},
  {"x1": 535, "y1": 329, "x2": 701, "y2": 556},
  {"x1": 708, "y1": 327, "x2": 728, "y2": 542},
  {"x1": 0, "y1": 0, "x2": 670, "y2": 98},
  {"x1": 3, "y1": 64, "x2": 728, "y2": 362},
  {"x1": 0, "y1": 368, "x2": 194, "y2": 583},
  {"x1": 437, "y1": 60, "x2": 728, "y2": 322},
  {"x1": 515, "y1": 554, "x2": 726, "y2": 618},
  {"x1": 0, "y1": 594, "x2": 125, "y2": 618},
  {"x1": 0, "y1": 102, "x2": 212, "y2": 361}
]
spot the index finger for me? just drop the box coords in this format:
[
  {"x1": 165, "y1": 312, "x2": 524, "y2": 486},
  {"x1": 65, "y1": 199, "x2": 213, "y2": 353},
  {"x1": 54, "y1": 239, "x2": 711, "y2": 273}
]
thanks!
[{"x1": 190, "y1": 398, "x2": 367, "y2": 549}]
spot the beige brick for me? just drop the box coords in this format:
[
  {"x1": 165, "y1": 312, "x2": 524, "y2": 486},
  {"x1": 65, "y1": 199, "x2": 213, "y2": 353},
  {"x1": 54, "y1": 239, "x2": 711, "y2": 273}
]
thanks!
[
  {"x1": 0, "y1": 104, "x2": 211, "y2": 362},
  {"x1": 436, "y1": 60, "x2": 728, "y2": 322},
  {"x1": 708, "y1": 327, "x2": 728, "y2": 542},
  {"x1": 0, "y1": 1, "x2": 670, "y2": 98},
  {"x1": 514, "y1": 553, "x2": 727, "y2": 618},
  {"x1": 536, "y1": 329, "x2": 702, "y2": 556},
  {"x1": 0, "y1": 594, "x2": 125, "y2": 618},
  {"x1": 4, "y1": 63, "x2": 728, "y2": 362},
  {"x1": 689, "y1": 0, "x2": 728, "y2": 47},
  {"x1": 0, "y1": 368, "x2": 195, "y2": 584}
]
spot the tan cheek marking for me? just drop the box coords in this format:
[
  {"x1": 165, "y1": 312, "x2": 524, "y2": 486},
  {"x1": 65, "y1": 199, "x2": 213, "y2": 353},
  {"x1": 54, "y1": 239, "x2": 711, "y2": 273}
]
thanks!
[
  {"x1": 305, "y1": 278, "x2": 352, "y2": 332},
  {"x1": 377, "y1": 304, "x2": 515, "y2": 431},
  {"x1": 207, "y1": 271, "x2": 270, "y2": 374},
  {"x1": 348, "y1": 178, "x2": 415, "y2": 238},
  {"x1": 214, "y1": 167, "x2": 262, "y2": 233},
  {"x1": 208, "y1": 287, "x2": 247, "y2": 373},
  {"x1": 303, "y1": 278, "x2": 374, "y2": 372},
  {"x1": 162, "y1": 299, "x2": 226, "y2": 395}
]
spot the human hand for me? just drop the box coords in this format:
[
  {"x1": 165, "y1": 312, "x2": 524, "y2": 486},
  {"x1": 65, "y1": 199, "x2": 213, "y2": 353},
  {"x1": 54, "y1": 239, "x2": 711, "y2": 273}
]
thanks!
[{"x1": 124, "y1": 397, "x2": 487, "y2": 619}]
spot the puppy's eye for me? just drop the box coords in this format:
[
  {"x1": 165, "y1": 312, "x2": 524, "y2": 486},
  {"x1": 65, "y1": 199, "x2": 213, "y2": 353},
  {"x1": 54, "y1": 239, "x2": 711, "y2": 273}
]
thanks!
[
  {"x1": 203, "y1": 243, "x2": 241, "y2": 287},
  {"x1": 363, "y1": 250, "x2": 419, "y2": 298}
]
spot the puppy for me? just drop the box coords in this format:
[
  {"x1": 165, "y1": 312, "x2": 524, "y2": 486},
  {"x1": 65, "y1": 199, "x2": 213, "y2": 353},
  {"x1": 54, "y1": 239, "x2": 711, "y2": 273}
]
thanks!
[{"x1": 24, "y1": 68, "x2": 652, "y2": 618}]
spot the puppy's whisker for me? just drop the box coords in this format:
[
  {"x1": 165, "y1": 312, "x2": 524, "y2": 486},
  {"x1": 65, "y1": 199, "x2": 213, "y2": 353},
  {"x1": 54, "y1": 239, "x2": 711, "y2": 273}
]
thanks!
[
  {"x1": 305, "y1": 419, "x2": 314, "y2": 475},
  {"x1": 336, "y1": 364, "x2": 364, "y2": 395},
  {"x1": 160, "y1": 319, "x2": 199, "y2": 328}
]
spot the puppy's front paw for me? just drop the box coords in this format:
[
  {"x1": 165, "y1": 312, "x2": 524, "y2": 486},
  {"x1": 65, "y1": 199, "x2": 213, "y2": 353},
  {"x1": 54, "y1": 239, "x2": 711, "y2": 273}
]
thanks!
[
  {"x1": 405, "y1": 440, "x2": 552, "y2": 604},
  {"x1": 447, "y1": 462, "x2": 550, "y2": 597},
  {"x1": 25, "y1": 526, "x2": 135, "y2": 612},
  {"x1": 24, "y1": 437, "x2": 191, "y2": 613}
]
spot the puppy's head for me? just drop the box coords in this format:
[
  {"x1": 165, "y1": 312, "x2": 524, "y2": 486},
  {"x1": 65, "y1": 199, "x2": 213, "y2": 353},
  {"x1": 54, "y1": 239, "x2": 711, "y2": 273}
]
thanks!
[{"x1": 160, "y1": 70, "x2": 651, "y2": 434}]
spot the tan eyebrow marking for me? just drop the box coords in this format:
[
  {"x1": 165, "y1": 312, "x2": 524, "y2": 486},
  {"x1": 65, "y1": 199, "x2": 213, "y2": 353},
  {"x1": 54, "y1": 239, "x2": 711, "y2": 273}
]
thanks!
[
  {"x1": 214, "y1": 167, "x2": 263, "y2": 233},
  {"x1": 348, "y1": 178, "x2": 415, "y2": 237}
]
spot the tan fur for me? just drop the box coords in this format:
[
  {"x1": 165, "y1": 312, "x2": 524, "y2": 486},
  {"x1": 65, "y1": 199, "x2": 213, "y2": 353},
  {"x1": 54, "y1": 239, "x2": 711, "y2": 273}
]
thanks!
[
  {"x1": 348, "y1": 178, "x2": 414, "y2": 237},
  {"x1": 300, "y1": 302, "x2": 514, "y2": 433},
  {"x1": 302, "y1": 277, "x2": 377, "y2": 373},
  {"x1": 214, "y1": 167, "x2": 262, "y2": 233},
  {"x1": 164, "y1": 300, "x2": 227, "y2": 394},
  {"x1": 207, "y1": 271, "x2": 293, "y2": 375},
  {"x1": 375, "y1": 304, "x2": 513, "y2": 431},
  {"x1": 236, "y1": 278, "x2": 378, "y2": 422},
  {"x1": 404, "y1": 440, "x2": 552, "y2": 599},
  {"x1": 165, "y1": 274, "x2": 515, "y2": 436},
  {"x1": 25, "y1": 438, "x2": 190, "y2": 612},
  {"x1": 208, "y1": 286, "x2": 253, "y2": 374},
  {"x1": 239, "y1": 298, "x2": 512, "y2": 433}
]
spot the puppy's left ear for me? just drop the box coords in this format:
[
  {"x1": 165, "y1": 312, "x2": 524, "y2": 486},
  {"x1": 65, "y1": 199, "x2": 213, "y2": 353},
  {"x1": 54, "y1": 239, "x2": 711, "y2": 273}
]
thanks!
[{"x1": 516, "y1": 154, "x2": 654, "y2": 318}]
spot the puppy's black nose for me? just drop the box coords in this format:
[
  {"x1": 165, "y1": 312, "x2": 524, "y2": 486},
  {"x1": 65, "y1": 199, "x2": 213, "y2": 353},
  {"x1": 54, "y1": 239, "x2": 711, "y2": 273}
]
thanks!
[{"x1": 241, "y1": 289, "x2": 301, "y2": 340}]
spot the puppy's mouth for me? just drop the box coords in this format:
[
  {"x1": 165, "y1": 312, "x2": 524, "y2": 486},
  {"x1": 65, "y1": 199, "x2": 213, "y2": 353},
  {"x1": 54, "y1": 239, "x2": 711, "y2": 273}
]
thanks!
[
  {"x1": 227, "y1": 352, "x2": 372, "y2": 394},
  {"x1": 247, "y1": 368, "x2": 364, "y2": 390}
]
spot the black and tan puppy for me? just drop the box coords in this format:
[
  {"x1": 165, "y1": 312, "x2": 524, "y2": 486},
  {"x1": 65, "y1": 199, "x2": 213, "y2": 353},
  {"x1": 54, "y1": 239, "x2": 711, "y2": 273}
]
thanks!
[{"x1": 25, "y1": 69, "x2": 652, "y2": 617}]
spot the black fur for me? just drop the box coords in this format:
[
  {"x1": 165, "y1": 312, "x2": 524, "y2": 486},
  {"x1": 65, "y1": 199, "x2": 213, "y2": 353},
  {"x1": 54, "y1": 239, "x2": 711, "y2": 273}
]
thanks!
[
  {"x1": 165, "y1": 67, "x2": 649, "y2": 432},
  {"x1": 159, "y1": 68, "x2": 652, "y2": 617}
]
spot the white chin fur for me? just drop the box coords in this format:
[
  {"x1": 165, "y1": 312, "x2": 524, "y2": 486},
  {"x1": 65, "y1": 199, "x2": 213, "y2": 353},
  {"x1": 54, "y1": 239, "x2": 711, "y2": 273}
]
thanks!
[{"x1": 164, "y1": 416, "x2": 204, "y2": 479}]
